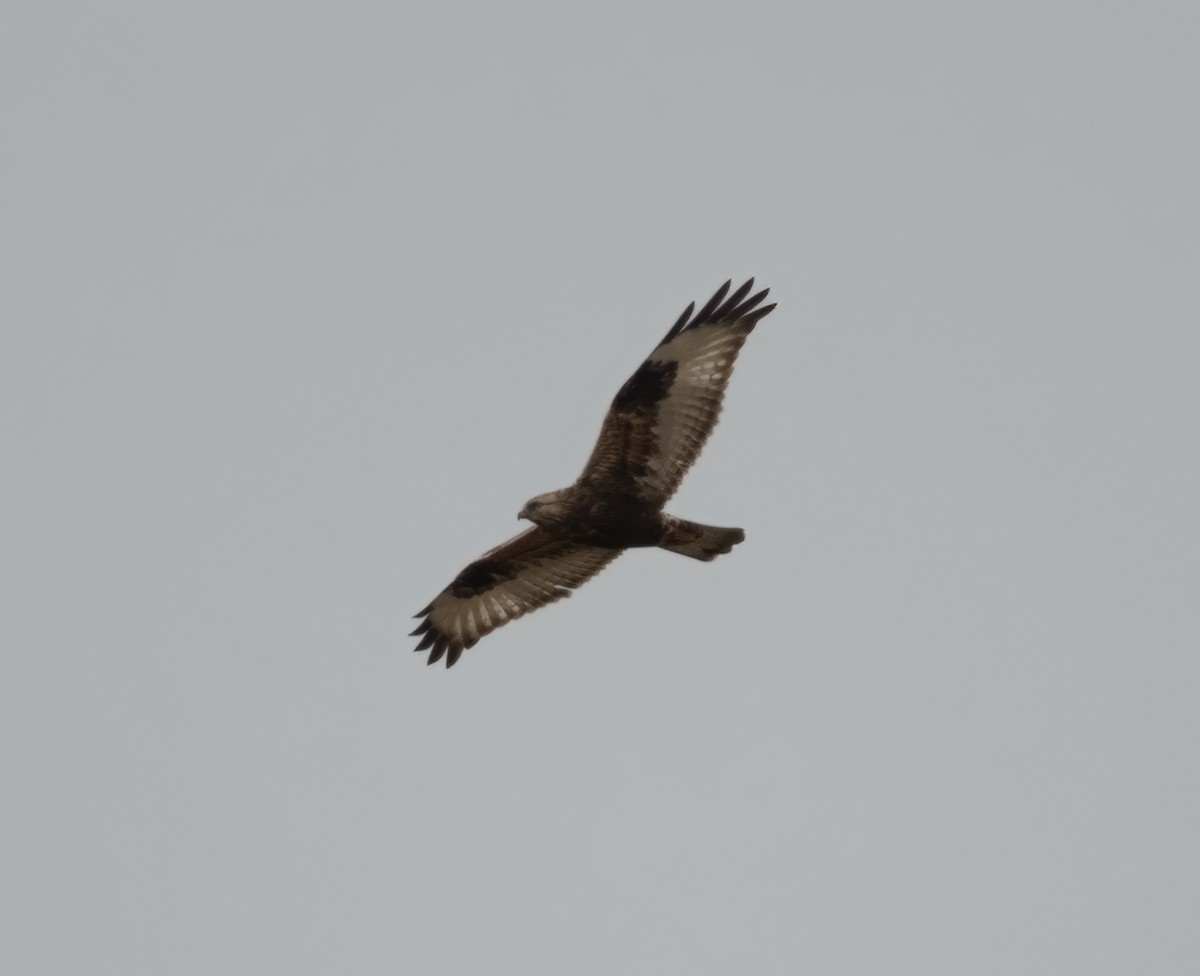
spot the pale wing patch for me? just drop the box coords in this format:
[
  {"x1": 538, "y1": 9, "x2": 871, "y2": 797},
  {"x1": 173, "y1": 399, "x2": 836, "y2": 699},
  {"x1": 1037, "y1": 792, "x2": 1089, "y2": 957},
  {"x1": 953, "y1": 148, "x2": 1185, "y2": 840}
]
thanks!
[
  {"x1": 649, "y1": 321, "x2": 747, "y2": 366},
  {"x1": 639, "y1": 323, "x2": 752, "y2": 500}
]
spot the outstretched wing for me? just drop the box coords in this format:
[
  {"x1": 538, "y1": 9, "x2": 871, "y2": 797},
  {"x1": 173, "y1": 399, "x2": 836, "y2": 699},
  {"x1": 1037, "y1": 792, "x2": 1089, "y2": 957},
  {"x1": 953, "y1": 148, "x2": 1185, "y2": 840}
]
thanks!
[
  {"x1": 578, "y1": 279, "x2": 775, "y2": 507},
  {"x1": 411, "y1": 527, "x2": 622, "y2": 667}
]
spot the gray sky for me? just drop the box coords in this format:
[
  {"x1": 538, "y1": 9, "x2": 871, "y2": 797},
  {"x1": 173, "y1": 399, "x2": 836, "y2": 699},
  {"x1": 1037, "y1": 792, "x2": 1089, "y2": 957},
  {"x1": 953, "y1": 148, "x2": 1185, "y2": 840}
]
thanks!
[{"x1": 3, "y1": 2, "x2": 1198, "y2": 973}]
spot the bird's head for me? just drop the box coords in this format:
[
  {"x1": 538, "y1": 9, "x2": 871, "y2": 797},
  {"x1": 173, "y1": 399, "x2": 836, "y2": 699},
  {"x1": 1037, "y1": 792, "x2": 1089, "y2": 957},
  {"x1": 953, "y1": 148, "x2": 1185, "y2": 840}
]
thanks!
[{"x1": 519, "y1": 490, "x2": 566, "y2": 525}]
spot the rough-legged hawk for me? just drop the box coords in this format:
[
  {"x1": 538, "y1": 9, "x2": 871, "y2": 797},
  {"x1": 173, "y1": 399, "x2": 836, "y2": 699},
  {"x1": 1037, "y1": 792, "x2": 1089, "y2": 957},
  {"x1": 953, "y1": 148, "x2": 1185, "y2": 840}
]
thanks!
[{"x1": 412, "y1": 279, "x2": 776, "y2": 667}]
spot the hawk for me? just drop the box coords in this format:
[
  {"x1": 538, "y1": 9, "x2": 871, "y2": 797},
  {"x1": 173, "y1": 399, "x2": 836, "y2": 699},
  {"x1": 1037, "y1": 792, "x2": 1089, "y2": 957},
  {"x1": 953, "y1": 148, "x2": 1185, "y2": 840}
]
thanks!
[{"x1": 412, "y1": 278, "x2": 776, "y2": 666}]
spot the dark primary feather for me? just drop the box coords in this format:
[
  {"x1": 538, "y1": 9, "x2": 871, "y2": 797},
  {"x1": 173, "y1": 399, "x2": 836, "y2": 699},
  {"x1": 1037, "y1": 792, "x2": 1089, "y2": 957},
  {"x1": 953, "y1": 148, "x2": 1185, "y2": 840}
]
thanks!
[{"x1": 660, "y1": 277, "x2": 771, "y2": 343}]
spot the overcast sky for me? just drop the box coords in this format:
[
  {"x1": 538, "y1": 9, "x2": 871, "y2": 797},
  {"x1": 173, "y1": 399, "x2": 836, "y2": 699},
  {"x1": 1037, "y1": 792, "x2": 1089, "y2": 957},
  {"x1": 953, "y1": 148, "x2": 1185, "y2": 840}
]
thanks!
[{"x1": 3, "y1": 2, "x2": 1198, "y2": 973}]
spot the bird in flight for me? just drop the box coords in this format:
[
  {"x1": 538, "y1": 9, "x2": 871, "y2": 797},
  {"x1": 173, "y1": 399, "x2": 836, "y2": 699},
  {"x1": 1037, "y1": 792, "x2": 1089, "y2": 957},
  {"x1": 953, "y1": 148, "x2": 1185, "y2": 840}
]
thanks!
[{"x1": 412, "y1": 278, "x2": 776, "y2": 667}]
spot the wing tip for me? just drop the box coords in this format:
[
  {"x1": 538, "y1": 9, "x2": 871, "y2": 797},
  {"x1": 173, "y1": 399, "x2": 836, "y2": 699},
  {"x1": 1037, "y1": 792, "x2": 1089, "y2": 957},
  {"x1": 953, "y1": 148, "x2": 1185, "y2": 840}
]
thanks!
[
  {"x1": 663, "y1": 301, "x2": 696, "y2": 342},
  {"x1": 412, "y1": 611, "x2": 470, "y2": 668},
  {"x1": 741, "y1": 300, "x2": 777, "y2": 330},
  {"x1": 662, "y1": 278, "x2": 773, "y2": 341}
]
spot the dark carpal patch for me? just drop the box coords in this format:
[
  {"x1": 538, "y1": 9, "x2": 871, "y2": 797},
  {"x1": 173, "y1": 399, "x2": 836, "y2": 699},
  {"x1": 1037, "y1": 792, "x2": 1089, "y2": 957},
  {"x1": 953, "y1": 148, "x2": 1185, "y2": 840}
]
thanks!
[
  {"x1": 449, "y1": 558, "x2": 516, "y2": 597},
  {"x1": 612, "y1": 360, "x2": 677, "y2": 413}
]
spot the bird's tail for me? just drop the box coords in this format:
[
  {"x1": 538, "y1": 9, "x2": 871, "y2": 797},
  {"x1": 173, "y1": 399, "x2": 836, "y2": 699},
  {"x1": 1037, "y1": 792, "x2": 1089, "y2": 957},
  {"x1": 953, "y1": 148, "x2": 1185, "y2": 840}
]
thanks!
[{"x1": 658, "y1": 516, "x2": 745, "y2": 562}]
